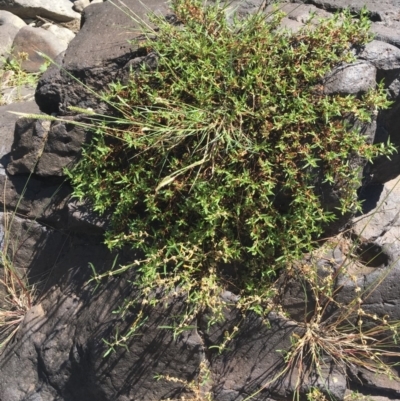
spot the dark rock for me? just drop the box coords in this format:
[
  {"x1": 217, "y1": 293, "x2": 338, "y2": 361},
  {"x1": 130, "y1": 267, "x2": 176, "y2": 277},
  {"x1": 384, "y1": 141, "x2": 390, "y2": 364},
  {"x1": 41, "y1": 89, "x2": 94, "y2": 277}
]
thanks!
[
  {"x1": 344, "y1": 389, "x2": 400, "y2": 400},
  {"x1": 278, "y1": 17, "x2": 304, "y2": 33},
  {"x1": 10, "y1": 26, "x2": 67, "y2": 73},
  {"x1": 0, "y1": 213, "x2": 69, "y2": 284},
  {"x1": 0, "y1": 208, "x2": 350, "y2": 401},
  {"x1": 358, "y1": 40, "x2": 400, "y2": 100},
  {"x1": 34, "y1": 51, "x2": 65, "y2": 115},
  {"x1": 371, "y1": 23, "x2": 400, "y2": 49},
  {"x1": 7, "y1": 118, "x2": 88, "y2": 177},
  {"x1": 360, "y1": 262, "x2": 400, "y2": 319},
  {"x1": 202, "y1": 309, "x2": 347, "y2": 401},
  {"x1": 0, "y1": 173, "x2": 71, "y2": 227},
  {"x1": 67, "y1": 199, "x2": 108, "y2": 234},
  {"x1": 277, "y1": 247, "x2": 345, "y2": 322},
  {"x1": 353, "y1": 177, "x2": 400, "y2": 243},
  {"x1": 292, "y1": 0, "x2": 400, "y2": 50},
  {"x1": 350, "y1": 176, "x2": 400, "y2": 319},
  {"x1": 35, "y1": 119, "x2": 88, "y2": 176},
  {"x1": 0, "y1": 246, "x2": 206, "y2": 401},
  {"x1": 6, "y1": 118, "x2": 50, "y2": 175},
  {"x1": 293, "y1": 0, "x2": 400, "y2": 24},
  {"x1": 358, "y1": 40, "x2": 400, "y2": 71},
  {"x1": 0, "y1": 101, "x2": 40, "y2": 172},
  {"x1": 274, "y1": 2, "x2": 332, "y2": 23},
  {"x1": 348, "y1": 365, "x2": 400, "y2": 398},
  {"x1": 369, "y1": 101, "x2": 400, "y2": 183},
  {"x1": 35, "y1": 0, "x2": 171, "y2": 115},
  {"x1": 323, "y1": 62, "x2": 377, "y2": 95},
  {"x1": 386, "y1": 73, "x2": 400, "y2": 99}
]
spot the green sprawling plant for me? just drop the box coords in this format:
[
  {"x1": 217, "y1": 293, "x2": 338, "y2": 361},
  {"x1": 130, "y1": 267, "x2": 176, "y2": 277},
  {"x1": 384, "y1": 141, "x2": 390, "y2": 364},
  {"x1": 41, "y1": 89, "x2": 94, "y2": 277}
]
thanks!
[{"x1": 68, "y1": 0, "x2": 395, "y2": 334}]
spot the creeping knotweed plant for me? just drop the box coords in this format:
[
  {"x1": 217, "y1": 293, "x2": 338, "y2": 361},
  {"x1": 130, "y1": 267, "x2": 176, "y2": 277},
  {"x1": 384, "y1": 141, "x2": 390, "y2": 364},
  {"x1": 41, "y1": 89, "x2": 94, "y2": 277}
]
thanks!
[{"x1": 68, "y1": 0, "x2": 395, "y2": 342}]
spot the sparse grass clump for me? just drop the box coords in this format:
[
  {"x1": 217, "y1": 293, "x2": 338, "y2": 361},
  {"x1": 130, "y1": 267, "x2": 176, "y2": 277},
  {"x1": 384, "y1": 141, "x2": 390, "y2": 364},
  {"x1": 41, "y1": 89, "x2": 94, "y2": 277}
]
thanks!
[
  {"x1": 278, "y1": 236, "x2": 400, "y2": 399},
  {"x1": 69, "y1": 0, "x2": 395, "y2": 340},
  {"x1": 0, "y1": 210, "x2": 33, "y2": 349}
]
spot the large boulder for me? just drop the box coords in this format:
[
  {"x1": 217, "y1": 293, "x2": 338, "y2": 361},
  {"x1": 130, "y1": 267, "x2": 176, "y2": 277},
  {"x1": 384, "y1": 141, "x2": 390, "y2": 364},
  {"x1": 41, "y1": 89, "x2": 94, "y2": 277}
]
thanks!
[
  {"x1": 11, "y1": 26, "x2": 68, "y2": 73},
  {"x1": 0, "y1": 10, "x2": 26, "y2": 65},
  {"x1": 0, "y1": 10, "x2": 25, "y2": 29},
  {"x1": 35, "y1": 0, "x2": 171, "y2": 115},
  {"x1": 0, "y1": 0, "x2": 81, "y2": 23}
]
